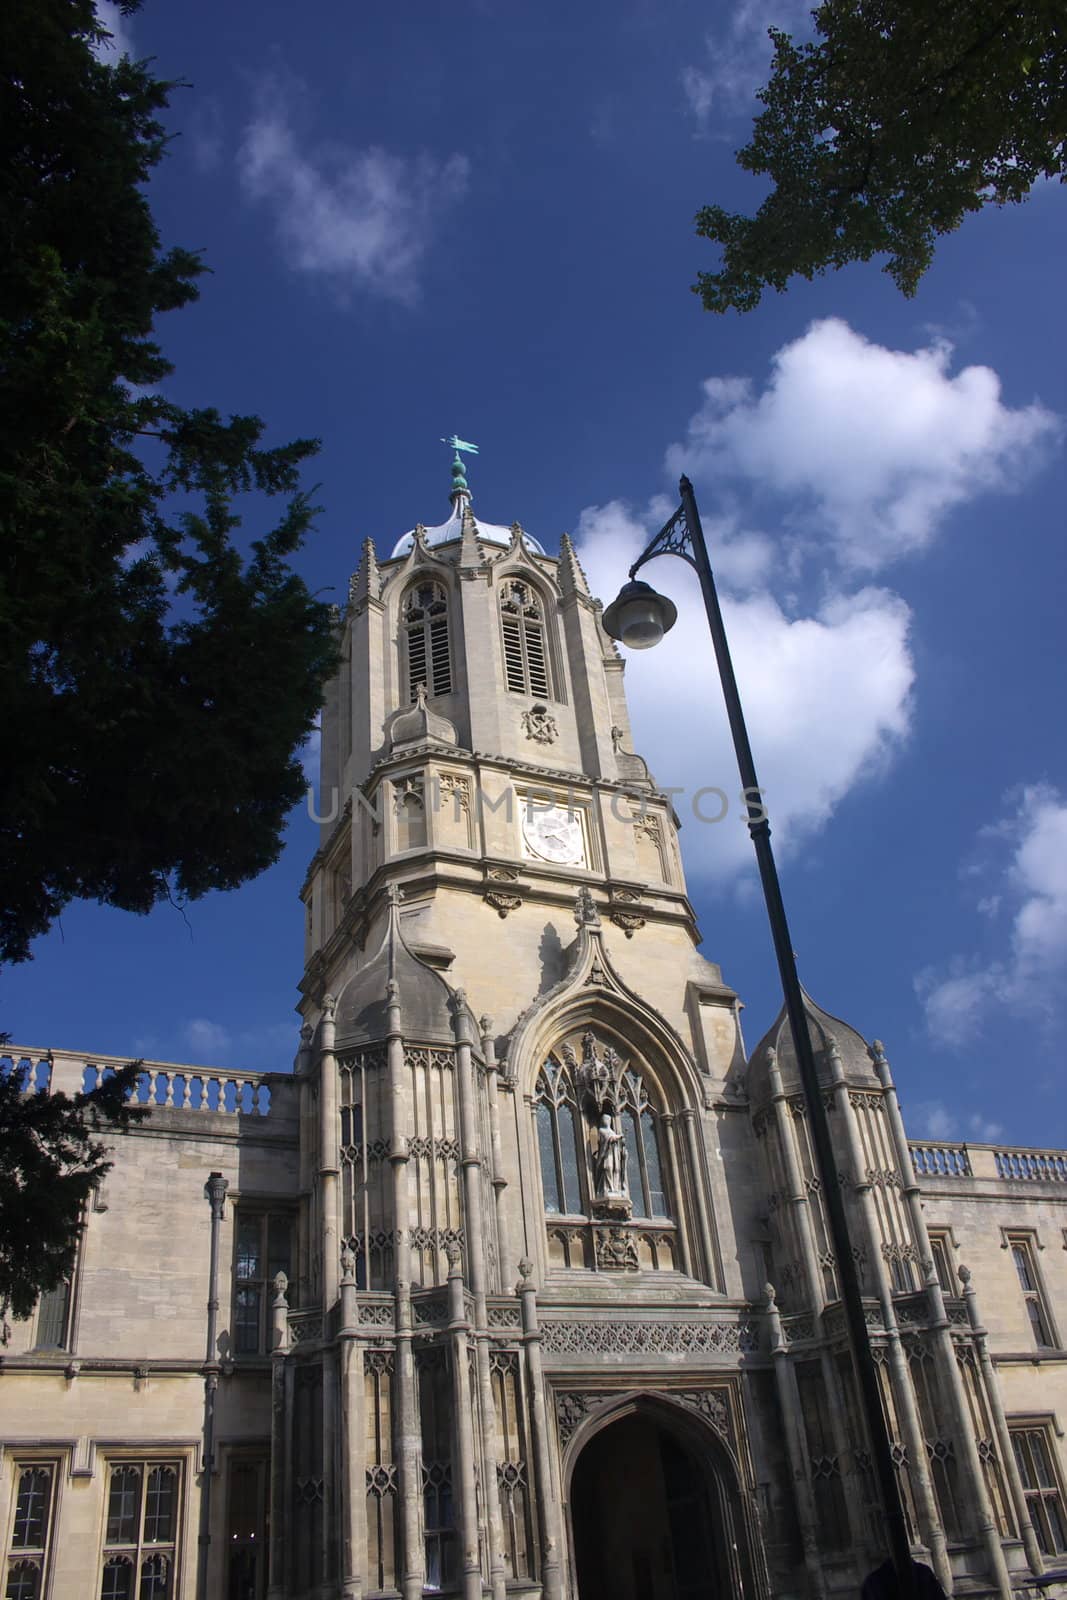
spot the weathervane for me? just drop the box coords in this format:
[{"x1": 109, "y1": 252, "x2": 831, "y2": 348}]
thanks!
[{"x1": 441, "y1": 435, "x2": 479, "y2": 502}]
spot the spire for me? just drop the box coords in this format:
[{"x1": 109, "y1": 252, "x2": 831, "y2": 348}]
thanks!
[
  {"x1": 348, "y1": 537, "x2": 380, "y2": 609},
  {"x1": 558, "y1": 531, "x2": 592, "y2": 599}
]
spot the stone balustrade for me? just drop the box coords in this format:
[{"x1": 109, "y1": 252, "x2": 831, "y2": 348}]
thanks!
[
  {"x1": 909, "y1": 1141, "x2": 972, "y2": 1177},
  {"x1": 1, "y1": 1045, "x2": 293, "y2": 1119},
  {"x1": 910, "y1": 1138, "x2": 1067, "y2": 1183},
  {"x1": 992, "y1": 1147, "x2": 1067, "y2": 1182}
]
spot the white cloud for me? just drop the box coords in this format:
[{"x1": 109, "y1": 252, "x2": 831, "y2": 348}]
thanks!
[
  {"x1": 911, "y1": 1100, "x2": 1004, "y2": 1143},
  {"x1": 667, "y1": 319, "x2": 1060, "y2": 573},
  {"x1": 681, "y1": 0, "x2": 811, "y2": 128},
  {"x1": 184, "y1": 1018, "x2": 231, "y2": 1060},
  {"x1": 183, "y1": 1018, "x2": 297, "y2": 1070},
  {"x1": 575, "y1": 500, "x2": 914, "y2": 881},
  {"x1": 92, "y1": 1, "x2": 134, "y2": 58},
  {"x1": 237, "y1": 100, "x2": 469, "y2": 303},
  {"x1": 573, "y1": 320, "x2": 1056, "y2": 889},
  {"x1": 918, "y1": 785, "x2": 1067, "y2": 1045}
]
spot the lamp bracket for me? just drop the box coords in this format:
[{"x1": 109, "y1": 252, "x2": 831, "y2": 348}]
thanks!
[{"x1": 629, "y1": 494, "x2": 698, "y2": 579}]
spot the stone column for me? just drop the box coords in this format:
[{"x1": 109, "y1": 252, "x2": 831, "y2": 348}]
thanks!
[
  {"x1": 296, "y1": 1022, "x2": 315, "y2": 1304},
  {"x1": 961, "y1": 1265, "x2": 1044, "y2": 1577},
  {"x1": 320, "y1": 995, "x2": 341, "y2": 1311},
  {"x1": 766, "y1": 1051, "x2": 824, "y2": 1315},
  {"x1": 765, "y1": 1286, "x2": 827, "y2": 1600},
  {"x1": 826, "y1": 1045, "x2": 952, "y2": 1593},
  {"x1": 768, "y1": 1054, "x2": 875, "y2": 1554},
  {"x1": 447, "y1": 1248, "x2": 483, "y2": 1600},
  {"x1": 267, "y1": 1280, "x2": 291, "y2": 1600},
  {"x1": 660, "y1": 1115, "x2": 692, "y2": 1277},
  {"x1": 387, "y1": 980, "x2": 424, "y2": 1600},
  {"x1": 339, "y1": 1252, "x2": 366, "y2": 1600},
  {"x1": 871, "y1": 1042, "x2": 1018, "y2": 1595},
  {"x1": 480, "y1": 1015, "x2": 511, "y2": 1292},
  {"x1": 453, "y1": 999, "x2": 507, "y2": 1600},
  {"x1": 517, "y1": 1260, "x2": 562, "y2": 1600},
  {"x1": 322, "y1": 1349, "x2": 340, "y2": 1597},
  {"x1": 679, "y1": 1107, "x2": 720, "y2": 1289}
]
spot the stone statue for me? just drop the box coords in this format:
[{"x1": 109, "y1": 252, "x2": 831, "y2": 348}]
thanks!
[{"x1": 593, "y1": 1112, "x2": 627, "y2": 1198}]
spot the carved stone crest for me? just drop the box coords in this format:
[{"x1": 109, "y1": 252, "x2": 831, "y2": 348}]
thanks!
[
  {"x1": 522, "y1": 703, "x2": 557, "y2": 745},
  {"x1": 484, "y1": 890, "x2": 522, "y2": 919},
  {"x1": 594, "y1": 1225, "x2": 639, "y2": 1271}
]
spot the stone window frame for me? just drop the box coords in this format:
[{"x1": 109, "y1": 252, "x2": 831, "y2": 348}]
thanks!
[
  {"x1": 4, "y1": 1455, "x2": 61, "y2": 1600},
  {"x1": 231, "y1": 1205, "x2": 296, "y2": 1357},
  {"x1": 401, "y1": 579, "x2": 452, "y2": 704},
  {"x1": 1008, "y1": 1417, "x2": 1067, "y2": 1558},
  {"x1": 1002, "y1": 1229, "x2": 1059, "y2": 1351},
  {"x1": 925, "y1": 1226, "x2": 958, "y2": 1297},
  {"x1": 532, "y1": 1037, "x2": 676, "y2": 1239},
  {"x1": 498, "y1": 575, "x2": 554, "y2": 701},
  {"x1": 98, "y1": 1455, "x2": 183, "y2": 1600}
]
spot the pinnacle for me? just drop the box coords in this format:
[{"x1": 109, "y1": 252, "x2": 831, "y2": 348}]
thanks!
[{"x1": 558, "y1": 531, "x2": 592, "y2": 597}]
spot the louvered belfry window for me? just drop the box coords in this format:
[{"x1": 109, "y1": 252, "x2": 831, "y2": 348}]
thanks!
[
  {"x1": 403, "y1": 582, "x2": 451, "y2": 702},
  {"x1": 499, "y1": 580, "x2": 549, "y2": 697}
]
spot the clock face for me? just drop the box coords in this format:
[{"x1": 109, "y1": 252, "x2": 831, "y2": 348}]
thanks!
[{"x1": 521, "y1": 803, "x2": 586, "y2": 866}]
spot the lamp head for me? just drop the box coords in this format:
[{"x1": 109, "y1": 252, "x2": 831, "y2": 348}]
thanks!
[{"x1": 601, "y1": 579, "x2": 677, "y2": 650}]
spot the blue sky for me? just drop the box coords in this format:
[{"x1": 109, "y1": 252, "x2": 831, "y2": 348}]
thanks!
[{"x1": 6, "y1": 0, "x2": 1066, "y2": 1150}]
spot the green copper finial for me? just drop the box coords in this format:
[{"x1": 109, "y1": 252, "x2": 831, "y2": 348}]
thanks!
[{"x1": 441, "y1": 434, "x2": 478, "y2": 503}]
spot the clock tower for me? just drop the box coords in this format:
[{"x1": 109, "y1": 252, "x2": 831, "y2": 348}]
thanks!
[
  {"x1": 300, "y1": 451, "x2": 731, "y2": 1057},
  {"x1": 287, "y1": 453, "x2": 757, "y2": 1600}
]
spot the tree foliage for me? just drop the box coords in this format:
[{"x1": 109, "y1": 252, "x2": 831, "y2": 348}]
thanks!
[
  {"x1": 0, "y1": 0, "x2": 338, "y2": 964},
  {"x1": 0, "y1": 1056, "x2": 145, "y2": 1324},
  {"x1": 695, "y1": 0, "x2": 1066, "y2": 313}
]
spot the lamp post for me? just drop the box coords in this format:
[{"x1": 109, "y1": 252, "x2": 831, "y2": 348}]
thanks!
[{"x1": 602, "y1": 475, "x2": 917, "y2": 1599}]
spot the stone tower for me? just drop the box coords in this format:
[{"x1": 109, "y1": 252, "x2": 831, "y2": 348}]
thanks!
[
  {"x1": 285, "y1": 459, "x2": 761, "y2": 1600},
  {"x1": 3, "y1": 457, "x2": 1065, "y2": 1600},
  {"x1": 269, "y1": 458, "x2": 1061, "y2": 1600}
]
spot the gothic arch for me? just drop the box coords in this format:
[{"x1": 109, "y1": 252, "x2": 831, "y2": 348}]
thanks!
[
  {"x1": 503, "y1": 914, "x2": 709, "y2": 1114},
  {"x1": 561, "y1": 1390, "x2": 766, "y2": 1600},
  {"x1": 505, "y1": 916, "x2": 723, "y2": 1287},
  {"x1": 490, "y1": 560, "x2": 566, "y2": 704},
  {"x1": 399, "y1": 577, "x2": 452, "y2": 702},
  {"x1": 380, "y1": 539, "x2": 466, "y2": 716}
]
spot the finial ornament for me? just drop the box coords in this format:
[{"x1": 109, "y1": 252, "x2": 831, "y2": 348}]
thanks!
[{"x1": 441, "y1": 435, "x2": 478, "y2": 503}]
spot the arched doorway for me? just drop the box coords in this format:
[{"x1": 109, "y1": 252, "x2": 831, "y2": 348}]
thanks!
[{"x1": 568, "y1": 1404, "x2": 746, "y2": 1600}]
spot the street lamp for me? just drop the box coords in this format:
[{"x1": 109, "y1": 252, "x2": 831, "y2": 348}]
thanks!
[{"x1": 603, "y1": 474, "x2": 918, "y2": 1600}]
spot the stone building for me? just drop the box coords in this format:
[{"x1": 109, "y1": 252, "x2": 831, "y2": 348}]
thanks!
[{"x1": 3, "y1": 461, "x2": 1067, "y2": 1600}]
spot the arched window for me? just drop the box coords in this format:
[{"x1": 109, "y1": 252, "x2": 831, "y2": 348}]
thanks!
[
  {"x1": 403, "y1": 582, "x2": 451, "y2": 702},
  {"x1": 534, "y1": 1059, "x2": 584, "y2": 1215},
  {"x1": 499, "y1": 580, "x2": 549, "y2": 697},
  {"x1": 618, "y1": 1068, "x2": 670, "y2": 1219},
  {"x1": 533, "y1": 1042, "x2": 671, "y2": 1222}
]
